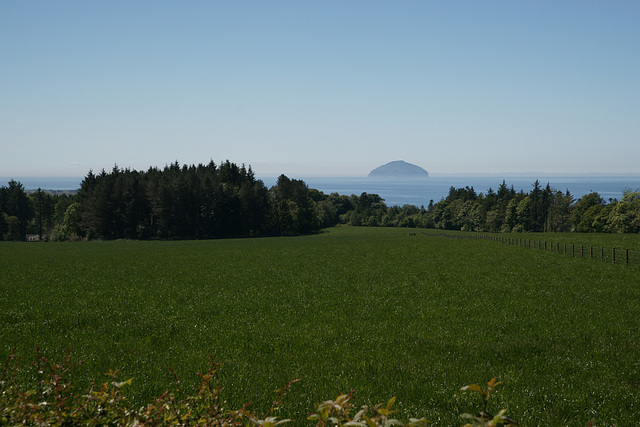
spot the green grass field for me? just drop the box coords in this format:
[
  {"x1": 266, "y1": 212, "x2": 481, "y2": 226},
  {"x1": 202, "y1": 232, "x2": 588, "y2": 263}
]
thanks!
[{"x1": 1, "y1": 227, "x2": 639, "y2": 425}]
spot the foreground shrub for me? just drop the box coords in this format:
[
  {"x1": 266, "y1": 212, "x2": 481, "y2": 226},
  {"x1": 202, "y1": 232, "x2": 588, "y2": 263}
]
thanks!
[
  {"x1": 459, "y1": 378, "x2": 517, "y2": 427},
  {"x1": 0, "y1": 350, "x2": 514, "y2": 426}
]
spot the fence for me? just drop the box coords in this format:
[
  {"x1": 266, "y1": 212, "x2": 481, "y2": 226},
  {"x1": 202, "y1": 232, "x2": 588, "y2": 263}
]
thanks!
[{"x1": 422, "y1": 231, "x2": 640, "y2": 267}]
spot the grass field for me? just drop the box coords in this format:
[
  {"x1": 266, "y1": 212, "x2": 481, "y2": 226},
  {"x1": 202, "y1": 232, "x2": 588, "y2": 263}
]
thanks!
[
  {"x1": 424, "y1": 229, "x2": 640, "y2": 266},
  {"x1": 1, "y1": 227, "x2": 640, "y2": 425}
]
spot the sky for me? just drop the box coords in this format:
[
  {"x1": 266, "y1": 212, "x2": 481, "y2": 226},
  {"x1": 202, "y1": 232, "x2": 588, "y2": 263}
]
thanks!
[{"x1": 1, "y1": 1, "x2": 639, "y2": 178}]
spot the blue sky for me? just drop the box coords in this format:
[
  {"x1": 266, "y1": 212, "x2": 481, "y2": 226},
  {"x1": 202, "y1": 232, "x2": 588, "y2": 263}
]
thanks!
[{"x1": 2, "y1": 1, "x2": 639, "y2": 178}]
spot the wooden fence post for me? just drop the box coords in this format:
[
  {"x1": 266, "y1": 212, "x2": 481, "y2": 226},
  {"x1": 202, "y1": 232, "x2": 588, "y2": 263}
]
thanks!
[
  {"x1": 627, "y1": 249, "x2": 629, "y2": 265},
  {"x1": 612, "y1": 248, "x2": 616, "y2": 264},
  {"x1": 601, "y1": 247, "x2": 604, "y2": 262},
  {"x1": 590, "y1": 245, "x2": 593, "y2": 259}
]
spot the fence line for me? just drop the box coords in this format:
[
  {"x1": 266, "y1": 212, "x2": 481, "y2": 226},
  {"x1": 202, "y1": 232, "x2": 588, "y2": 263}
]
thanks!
[{"x1": 421, "y1": 231, "x2": 640, "y2": 267}]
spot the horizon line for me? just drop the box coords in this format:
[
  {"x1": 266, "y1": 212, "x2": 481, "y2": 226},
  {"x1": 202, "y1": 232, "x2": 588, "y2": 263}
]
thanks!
[{"x1": 4, "y1": 171, "x2": 640, "y2": 179}]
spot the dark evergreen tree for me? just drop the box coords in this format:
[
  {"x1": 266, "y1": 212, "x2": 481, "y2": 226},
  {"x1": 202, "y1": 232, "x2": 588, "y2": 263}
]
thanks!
[
  {"x1": 73, "y1": 161, "x2": 305, "y2": 240},
  {"x1": 0, "y1": 180, "x2": 34, "y2": 240}
]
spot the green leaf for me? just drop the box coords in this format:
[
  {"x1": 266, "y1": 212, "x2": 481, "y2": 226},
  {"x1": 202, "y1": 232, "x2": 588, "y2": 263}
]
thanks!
[
  {"x1": 461, "y1": 384, "x2": 483, "y2": 393},
  {"x1": 386, "y1": 396, "x2": 396, "y2": 410},
  {"x1": 364, "y1": 414, "x2": 377, "y2": 427},
  {"x1": 112, "y1": 378, "x2": 133, "y2": 388}
]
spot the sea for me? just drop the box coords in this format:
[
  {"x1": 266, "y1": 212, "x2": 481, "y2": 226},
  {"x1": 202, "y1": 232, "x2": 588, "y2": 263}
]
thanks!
[
  {"x1": 4, "y1": 175, "x2": 640, "y2": 207},
  {"x1": 261, "y1": 175, "x2": 640, "y2": 207}
]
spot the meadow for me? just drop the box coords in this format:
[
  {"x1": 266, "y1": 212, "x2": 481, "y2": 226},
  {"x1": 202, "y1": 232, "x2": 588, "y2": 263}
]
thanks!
[{"x1": 1, "y1": 227, "x2": 639, "y2": 425}]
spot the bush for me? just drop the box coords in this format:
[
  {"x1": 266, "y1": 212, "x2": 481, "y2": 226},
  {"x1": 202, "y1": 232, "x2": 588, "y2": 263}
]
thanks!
[{"x1": 0, "y1": 351, "x2": 515, "y2": 426}]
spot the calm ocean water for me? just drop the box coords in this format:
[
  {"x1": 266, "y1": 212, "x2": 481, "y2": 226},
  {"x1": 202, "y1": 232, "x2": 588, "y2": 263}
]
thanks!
[
  {"x1": 5, "y1": 175, "x2": 640, "y2": 207},
  {"x1": 263, "y1": 175, "x2": 640, "y2": 207}
]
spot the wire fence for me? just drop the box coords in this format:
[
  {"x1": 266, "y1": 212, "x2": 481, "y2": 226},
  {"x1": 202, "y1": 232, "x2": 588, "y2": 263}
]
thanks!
[{"x1": 422, "y1": 231, "x2": 640, "y2": 267}]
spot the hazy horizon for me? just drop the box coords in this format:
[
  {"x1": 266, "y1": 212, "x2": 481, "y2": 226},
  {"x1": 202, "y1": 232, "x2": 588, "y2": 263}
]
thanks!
[
  {"x1": 4, "y1": 166, "x2": 640, "y2": 182},
  {"x1": 2, "y1": 1, "x2": 639, "y2": 178}
]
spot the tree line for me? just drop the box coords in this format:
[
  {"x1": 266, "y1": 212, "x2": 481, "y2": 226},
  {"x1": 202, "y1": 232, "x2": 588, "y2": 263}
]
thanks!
[
  {"x1": 0, "y1": 180, "x2": 76, "y2": 241},
  {"x1": 336, "y1": 180, "x2": 640, "y2": 234},
  {"x1": 0, "y1": 161, "x2": 338, "y2": 241},
  {"x1": 2, "y1": 162, "x2": 639, "y2": 241}
]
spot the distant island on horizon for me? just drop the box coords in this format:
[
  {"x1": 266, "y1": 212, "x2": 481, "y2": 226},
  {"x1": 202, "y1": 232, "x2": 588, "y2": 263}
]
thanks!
[{"x1": 368, "y1": 160, "x2": 429, "y2": 178}]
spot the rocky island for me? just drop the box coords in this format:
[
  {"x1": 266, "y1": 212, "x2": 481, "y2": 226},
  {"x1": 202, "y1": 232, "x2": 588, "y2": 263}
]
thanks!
[{"x1": 368, "y1": 160, "x2": 429, "y2": 178}]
